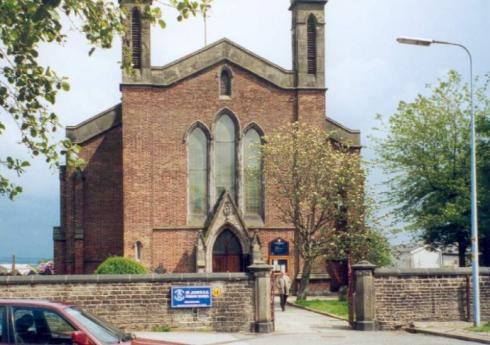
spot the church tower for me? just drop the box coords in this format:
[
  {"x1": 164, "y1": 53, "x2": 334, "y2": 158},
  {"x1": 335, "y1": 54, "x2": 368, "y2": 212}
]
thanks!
[
  {"x1": 120, "y1": 0, "x2": 152, "y2": 83},
  {"x1": 290, "y1": 0, "x2": 327, "y2": 89}
]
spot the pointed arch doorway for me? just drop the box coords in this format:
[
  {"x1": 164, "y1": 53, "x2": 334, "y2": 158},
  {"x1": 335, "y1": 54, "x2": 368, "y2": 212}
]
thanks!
[{"x1": 212, "y1": 229, "x2": 243, "y2": 272}]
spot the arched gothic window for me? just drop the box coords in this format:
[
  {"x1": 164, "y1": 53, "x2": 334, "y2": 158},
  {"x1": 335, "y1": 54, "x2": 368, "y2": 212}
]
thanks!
[
  {"x1": 132, "y1": 8, "x2": 142, "y2": 69},
  {"x1": 220, "y1": 69, "x2": 232, "y2": 97},
  {"x1": 188, "y1": 127, "x2": 209, "y2": 218},
  {"x1": 243, "y1": 128, "x2": 263, "y2": 217},
  {"x1": 135, "y1": 241, "x2": 143, "y2": 261},
  {"x1": 215, "y1": 114, "x2": 237, "y2": 200},
  {"x1": 307, "y1": 14, "x2": 317, "y2": 75}
]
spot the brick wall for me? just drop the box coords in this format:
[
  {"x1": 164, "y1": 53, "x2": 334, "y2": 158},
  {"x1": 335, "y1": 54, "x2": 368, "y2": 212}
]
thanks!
[
  {"x1": 121, "y1": 64, "x2": 300, "y2": 268},
  {"x1": 57, "y1": 126, "x2": 124, "y2": 274},
  {"x1": 0, "y1": 273, "x2": 256, "y2": 332},
  {"x1": 373, "y1": 268, "x2": 490, "y2": 330}
]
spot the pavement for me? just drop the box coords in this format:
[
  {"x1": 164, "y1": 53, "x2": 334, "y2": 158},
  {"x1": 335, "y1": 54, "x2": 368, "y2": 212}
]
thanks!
[
  {"x1": 410, "y1": 321, "x2": 490, "y2": 344},
  {"x1": 135, "y1": 298, "x2": 484, "y2": 345}
]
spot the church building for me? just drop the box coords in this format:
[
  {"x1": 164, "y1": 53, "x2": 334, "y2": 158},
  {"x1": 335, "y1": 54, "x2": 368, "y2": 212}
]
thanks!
[{"x1": 53, "y1": 0, "x2": 360, "y2": 292}]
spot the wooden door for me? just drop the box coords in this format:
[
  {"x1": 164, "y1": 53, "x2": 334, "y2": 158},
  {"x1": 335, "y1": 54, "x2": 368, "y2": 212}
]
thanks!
[
  {"x1": 212, "y1": 229, "x2": 243, "y2": 272},
  {"x1": 213, "y1": 254, "x2": 242, "y2": 272}
]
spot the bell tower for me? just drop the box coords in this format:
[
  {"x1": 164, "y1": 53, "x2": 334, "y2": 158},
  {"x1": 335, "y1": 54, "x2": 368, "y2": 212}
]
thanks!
[
  {"x1": 290, "y1": 0, "x2": 327, "y2": 89},
  {"x1": 120, "y1": 0, "x2": 152, "y2": 82}
]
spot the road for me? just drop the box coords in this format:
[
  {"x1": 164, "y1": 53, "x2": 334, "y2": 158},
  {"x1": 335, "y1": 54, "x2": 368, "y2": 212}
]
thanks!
[{"x1": 137, "y1": 300, "x2": 481, "y2": 345}]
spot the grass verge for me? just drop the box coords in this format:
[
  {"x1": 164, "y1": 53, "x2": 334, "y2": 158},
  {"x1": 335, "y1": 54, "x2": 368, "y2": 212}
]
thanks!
[
  {"x1": 295, "y1": 299, "x2": 348, "y2": 319},
  {"x1": 467, "y1": 321, "x2": 490, "y2": 333}
]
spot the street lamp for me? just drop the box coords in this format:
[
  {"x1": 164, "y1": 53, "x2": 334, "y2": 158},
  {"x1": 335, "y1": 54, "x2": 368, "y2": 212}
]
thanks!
[{"x1": 397, "y1": 36, "x2": 480, "y2": 326}]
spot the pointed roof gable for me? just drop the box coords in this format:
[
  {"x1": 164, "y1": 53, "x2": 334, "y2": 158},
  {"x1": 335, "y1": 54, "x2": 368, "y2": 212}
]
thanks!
[{"x1": 124, "y1": 38, "x2": 297, "y2": 90}]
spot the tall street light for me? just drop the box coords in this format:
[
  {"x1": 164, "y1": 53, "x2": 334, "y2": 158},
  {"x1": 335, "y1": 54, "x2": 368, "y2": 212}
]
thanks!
[{"x1": 397, "y1": 36, "x2": 480, "y2": 326}]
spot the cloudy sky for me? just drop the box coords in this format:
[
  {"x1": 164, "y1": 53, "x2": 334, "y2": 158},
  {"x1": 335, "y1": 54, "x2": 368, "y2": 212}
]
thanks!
[{"x1": 0, "y1": 0, "x2": 488, "y2": 260}]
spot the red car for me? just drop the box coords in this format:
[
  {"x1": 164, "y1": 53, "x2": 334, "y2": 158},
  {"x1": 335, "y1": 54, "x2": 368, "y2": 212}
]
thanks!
[{"x1": 0, "y1": 300, "x2": 180, "y2": 345}]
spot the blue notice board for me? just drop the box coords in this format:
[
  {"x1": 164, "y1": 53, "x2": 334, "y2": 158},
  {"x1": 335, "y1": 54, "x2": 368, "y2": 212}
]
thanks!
[
  {"x1": 171, "y1": 286, "x2": 212, "y2": 308},
  {"x1": 270, "y1": 239, "x2": 289, "y2": 256}
]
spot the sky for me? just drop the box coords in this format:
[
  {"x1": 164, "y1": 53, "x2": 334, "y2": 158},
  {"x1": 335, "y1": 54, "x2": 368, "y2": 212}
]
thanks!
[{"x1": 0, "y1": 0, "x2": 489, "y2": 260}]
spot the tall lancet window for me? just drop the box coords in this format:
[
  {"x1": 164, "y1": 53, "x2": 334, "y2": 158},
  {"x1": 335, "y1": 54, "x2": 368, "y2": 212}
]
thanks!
[
  {"x1": 220, "y1": 69, "x2": 232, "y2": 97},
  {"x1": 132, "y1": 8, "x2": 142, "y2": 69},
  {"x1": 215, "y1": 114, "x2": 237, "y2": 200},
  {"x1": 188, "y1": 127, "x2": 209, "y2": 219},
  {"x1": 243, "y1": 128, "x2": 263, "y2": 217},
  {"x1": 307, "y1": 14, "x2": 317, "y2": 75}
]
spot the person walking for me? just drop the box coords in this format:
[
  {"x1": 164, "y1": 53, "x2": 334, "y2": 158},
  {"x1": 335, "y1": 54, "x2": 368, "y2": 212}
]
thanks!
[{"x1": 277, "y1": 271, "x2": 291, "y2": 311}]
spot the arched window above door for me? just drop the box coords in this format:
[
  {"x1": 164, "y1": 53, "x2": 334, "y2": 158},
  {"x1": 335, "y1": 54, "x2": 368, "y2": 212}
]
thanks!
[{"x1": 215, "y1": 113, "x2": 238, "y2": 200}]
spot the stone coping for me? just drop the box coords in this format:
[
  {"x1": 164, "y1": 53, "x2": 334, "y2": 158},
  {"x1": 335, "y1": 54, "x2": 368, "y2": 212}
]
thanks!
[
  {"x1": 375, "y1": 267, "x2": 490, "y2": 277},
  {"x1": 0, "y1": 273, "x2": 252, "y2": 285}
]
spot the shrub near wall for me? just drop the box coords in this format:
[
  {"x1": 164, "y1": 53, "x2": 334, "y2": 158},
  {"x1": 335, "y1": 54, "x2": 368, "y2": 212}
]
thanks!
[{"x1": 0, "y1": 273, "x2": 256, "y2": 332}]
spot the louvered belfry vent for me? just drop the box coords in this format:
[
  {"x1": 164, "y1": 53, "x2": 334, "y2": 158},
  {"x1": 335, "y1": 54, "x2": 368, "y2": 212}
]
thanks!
[
  {"x1": 132, "y1": 8, "x2": 142, "y2": 69},
  {"x1": 307, "y1": 15, "x2": 317, "y2": 75},
  {"x1": 221, "y1": 69, "x2": 232, "y2": 96}
]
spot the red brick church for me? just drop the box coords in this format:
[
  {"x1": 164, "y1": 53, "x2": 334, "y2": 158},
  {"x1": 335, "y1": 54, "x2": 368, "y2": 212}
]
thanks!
[{"x1": 53, "y1": 0, "x2": 360, "y2": 292}]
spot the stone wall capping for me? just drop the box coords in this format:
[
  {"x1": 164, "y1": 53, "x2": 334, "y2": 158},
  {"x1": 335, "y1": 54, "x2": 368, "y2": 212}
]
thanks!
[
  {"x1": 375, "y1": 267, "x2": 490, "y2": 277},
  {"x1": 0, "y1": 273, "x2": 251, "y2": 286},
  {"x1": 352, "y1": 261, "x2": 376, "y2": 271},
  {"x1": 66, "y1": 104, "x2": 122, "y2": 144}
]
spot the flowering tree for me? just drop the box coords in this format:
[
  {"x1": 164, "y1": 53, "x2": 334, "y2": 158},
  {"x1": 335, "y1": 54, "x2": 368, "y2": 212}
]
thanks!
[{"x1": 261, "y1": 122, "x2": 366, "y2": 301}]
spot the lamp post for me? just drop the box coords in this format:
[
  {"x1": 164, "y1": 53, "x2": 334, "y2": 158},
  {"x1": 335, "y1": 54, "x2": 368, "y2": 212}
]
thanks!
[{"x1": 397, "y1": 36, "x2": 480, "y2": 326}]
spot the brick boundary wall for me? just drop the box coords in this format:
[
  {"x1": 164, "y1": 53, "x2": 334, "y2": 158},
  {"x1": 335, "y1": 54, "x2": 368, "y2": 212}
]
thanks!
[
  {"x1": 352, "y1": 262, "x2": 490, "y2": 331},
  {"x1": 0, "y1": 273, "x2": 259, "y2": 332}
]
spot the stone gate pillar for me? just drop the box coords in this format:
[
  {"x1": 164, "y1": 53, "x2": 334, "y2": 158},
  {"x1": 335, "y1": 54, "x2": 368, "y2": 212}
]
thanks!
[
  {"x1": 248, "y1": 263, "x2": 274, "y2": 333},
  {"x1": 352, "y1": 261, "x2": 377, "y2": 331}
]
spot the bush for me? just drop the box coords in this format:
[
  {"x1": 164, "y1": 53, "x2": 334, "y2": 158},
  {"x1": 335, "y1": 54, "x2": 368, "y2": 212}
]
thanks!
[
  {"x1": 95, "y1": 257, "x2": 147, "y2": 275},
  {"x1": 152, "y1": 325, "x2": 171, "y2": 332}
]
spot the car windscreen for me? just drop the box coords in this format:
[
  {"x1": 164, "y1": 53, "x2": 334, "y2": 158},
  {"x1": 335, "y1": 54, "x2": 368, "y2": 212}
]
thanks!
[{"x1": 65, "y1": 307, "x2": 128, "y2": 345}]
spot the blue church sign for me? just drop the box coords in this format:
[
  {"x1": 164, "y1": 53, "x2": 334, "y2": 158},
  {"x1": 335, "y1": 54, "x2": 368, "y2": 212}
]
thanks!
[
  {"x1": 171, "y1": 286, "x2": 212, "y2": 308},
  {"x1": 270, "y1": 239, "x2": 289, "y2": 256}
]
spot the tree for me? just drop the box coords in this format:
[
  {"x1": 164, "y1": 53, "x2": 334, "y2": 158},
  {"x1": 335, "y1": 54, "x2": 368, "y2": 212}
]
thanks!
[
  {"x1": 374, "y1": 70, "x2": 490, "y2": 266},
  {"x1": 0, "y1": 0, "x2": 211, "y2": 199},
  {"x1": 328, "y1": 228, "x2": 392, "y2": 268},
  {"x1": 478, "y1": 110, "x2": 490, "y2": 266},
  {"x1": 261, "y1": 122, "x2": 366, "y2": 301}
]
